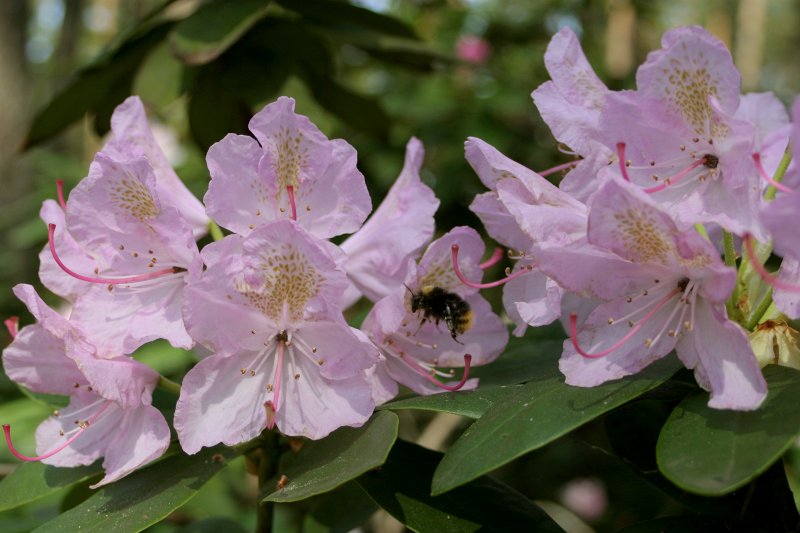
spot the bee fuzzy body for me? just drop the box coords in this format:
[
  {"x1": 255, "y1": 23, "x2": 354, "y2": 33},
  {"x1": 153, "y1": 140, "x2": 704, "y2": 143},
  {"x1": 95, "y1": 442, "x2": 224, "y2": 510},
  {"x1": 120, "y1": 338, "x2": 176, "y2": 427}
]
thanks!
[{"x1": 409, "y1": 285, "x2": 473, "y2": 343}]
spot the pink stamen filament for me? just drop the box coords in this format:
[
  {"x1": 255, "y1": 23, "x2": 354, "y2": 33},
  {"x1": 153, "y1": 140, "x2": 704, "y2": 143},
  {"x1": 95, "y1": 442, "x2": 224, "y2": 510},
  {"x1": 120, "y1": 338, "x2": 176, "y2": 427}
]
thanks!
[
  {"x1": 537, "y1": 160, "x2": 579, "y2": 177},
  {"x1": 479, "y1": 247, "x2": 504, "y2": 270},
  {"x1": 286, "y1": 186, "x2": 297, "y2": 221},
  {"x1": 743, "y1": 234, "x2": 800, "y2": 293},
  {"x1": 642, "y1": 158, "x2": 707, "y2": 194},
  {"x1": 4, "y1": 317, "x2": 18, "y2": 339},
  {"x1": 569, "y1": 288, "x2": 682, "y2": 359},
  {"x1": 452, "y1": 245, "x2": 532, "y2": 289},
  {"x1": 3, "y1": 401, "x2": 112, "y2": 462},
  {"x1": 617, "y1": 143, "x2": 630, "y2": 181},
  {"x1": 56, "y1": 180, "x2": 67, "y2": 210},
  {"x1": 399, "y1": 351, "x2": 473, "y2": 392},
  {"x1": 753, "y1": 153, "x2": 793, "y2": 194},
  {"x1": 48, "y1": 224, "x2": 179, "y2": 285}
]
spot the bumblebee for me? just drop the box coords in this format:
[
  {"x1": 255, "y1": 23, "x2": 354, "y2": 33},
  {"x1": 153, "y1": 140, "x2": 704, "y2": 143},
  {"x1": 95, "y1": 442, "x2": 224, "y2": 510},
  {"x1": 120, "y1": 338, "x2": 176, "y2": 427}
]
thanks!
[{"x1": 407, "y1": 285, "x2": 473, "y2": 344}]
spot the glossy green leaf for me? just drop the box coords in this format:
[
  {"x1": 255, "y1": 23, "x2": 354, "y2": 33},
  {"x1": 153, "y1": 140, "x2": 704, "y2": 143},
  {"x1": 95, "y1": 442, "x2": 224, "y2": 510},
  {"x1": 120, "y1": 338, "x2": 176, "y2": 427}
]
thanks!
[
  {"x1": 432, "y1": 355, "x2": 681, "y2": 495},
  {"x1": 24, "y1": 22, "x2": 172, "y2": 148},
  {"x1": 0, "y1": 461, "x2": 102, "y2": 512},
  {"x1": 357, "y1": 440, "x2": 562, "y2": 533},
  {"x1": 263, "y1": 410, "x2": 399, "y2": 503},
  {"x1": 302, "y1": 481, "x2": 377, "y2": 533},
  {"x1": 656, "y1": 365, "x2": 800, "y2": 496},
  {"x1": 381, "y1": 384, "x2": 523, "y2": 419},
  {"x1": 32, "y1": 445, "x2": 239, "y2": 532},
  {"x1": 470, "y1": 337, "x2": 565, "y2": 387},
  {"x1": 187, "y1": 63, "x2": 253, "y2": 151},
  {"x1": 169, "y1": 0, "x2": 271, "y2": 65}
]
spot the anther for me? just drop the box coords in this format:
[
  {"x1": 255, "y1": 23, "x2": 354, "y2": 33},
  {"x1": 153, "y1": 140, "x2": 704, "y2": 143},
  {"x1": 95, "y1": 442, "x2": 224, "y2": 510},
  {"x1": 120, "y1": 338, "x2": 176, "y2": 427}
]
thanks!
[{"x1": 616, "y1": 143, "x2": 631, "y2": 181}]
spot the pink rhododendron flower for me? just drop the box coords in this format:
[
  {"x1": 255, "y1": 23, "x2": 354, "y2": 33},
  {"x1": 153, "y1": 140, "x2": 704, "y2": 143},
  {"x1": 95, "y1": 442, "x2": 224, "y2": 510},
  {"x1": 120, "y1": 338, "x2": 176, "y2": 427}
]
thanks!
[
  {"x1": 50, "y1": 153, "x2": 199, "y2": 354},
  {"x1": 340, "y1": 137, "x2": 439, "y2": 308},
  {"x1": 1, "y1": 285, "x2": 170, "y2": 487},
  {"x1": 466, "y1": 137, "x2": 586, "y2": 335},
  {"x1": 102, "y1": 96, "x2": 208, "y2": 237},
  {"x1": 204, "y1": 96, "x2": 371, "y2": 239},
  {"x1": 536, "y1": 179, "x2": 767, "y2": 410},
  {"x1": 361, "y1": 227, "x2": 508, "y2": 403},
  {"x1": 175, "y1": 220, "x2": 377, "y2": 451}
]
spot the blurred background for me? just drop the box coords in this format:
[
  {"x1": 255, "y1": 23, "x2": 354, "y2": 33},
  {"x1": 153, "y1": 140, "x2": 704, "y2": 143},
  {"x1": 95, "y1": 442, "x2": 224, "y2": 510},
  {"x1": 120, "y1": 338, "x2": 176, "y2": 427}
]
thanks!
[{"x1": 1, "y1": 0, "x2": 800, "y2": 531}]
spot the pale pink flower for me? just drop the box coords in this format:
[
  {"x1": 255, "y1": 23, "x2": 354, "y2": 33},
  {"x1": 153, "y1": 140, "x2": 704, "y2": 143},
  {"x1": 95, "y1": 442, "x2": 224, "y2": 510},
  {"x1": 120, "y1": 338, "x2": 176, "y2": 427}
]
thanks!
[
  {"x1": 340, "y1": 137, "x2": 439, "y2": 308},
  {"x1": 204, "y1": 96, "x2": 371, "y2": 239},
  {"x1": 175, "y1": 220, "x2": 377, "y2": 451},
  {"x1": 2, "y1": 285, "x2": 170, "y2": 488}
]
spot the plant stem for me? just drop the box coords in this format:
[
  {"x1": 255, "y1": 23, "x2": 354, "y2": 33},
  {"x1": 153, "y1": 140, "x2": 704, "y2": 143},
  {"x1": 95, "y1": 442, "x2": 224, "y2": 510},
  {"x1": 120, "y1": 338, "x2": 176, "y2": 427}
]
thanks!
[
  {"x1": 723, "y1": 231, "x2": 741, "y2": 320},
  {"x1": 157, "y1": 375, "x2": 181, "y2": 395},
  {"x1": 764, "y1": 147, "x2": 792, "y2": 202},
  {"x1": 256, "y1": 431, "x2": 281, "y2": 533},
  {"x1": 744, "y1": 286, "x2": 773, "y2": 331},
  {"x1": 208, "y1": 220, "x2": 224, "y2": 241}
]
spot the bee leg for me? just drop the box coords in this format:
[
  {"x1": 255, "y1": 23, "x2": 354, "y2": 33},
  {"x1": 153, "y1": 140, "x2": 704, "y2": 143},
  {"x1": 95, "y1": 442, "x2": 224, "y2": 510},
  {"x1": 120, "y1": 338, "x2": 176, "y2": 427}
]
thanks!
[
  {"x1": 412, "y1": 317, "x2": 427, "y2": 335},
  {"x1": 444, "y1": 304, "x2": 464, "y2": 345}
]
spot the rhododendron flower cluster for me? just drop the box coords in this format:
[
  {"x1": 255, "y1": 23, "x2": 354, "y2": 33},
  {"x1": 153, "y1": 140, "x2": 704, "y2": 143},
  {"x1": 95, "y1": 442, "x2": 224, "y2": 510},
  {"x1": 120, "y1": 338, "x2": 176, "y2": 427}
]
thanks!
[
  {"x1": 4, "y1": 23, "x2": 800, "y2": 491},
  {"x1": 472, "y1": 25, "x2": 800, "y2": 412},
  {"x1": 2, "y1": 95, "x2": 498, "y2": 485}
]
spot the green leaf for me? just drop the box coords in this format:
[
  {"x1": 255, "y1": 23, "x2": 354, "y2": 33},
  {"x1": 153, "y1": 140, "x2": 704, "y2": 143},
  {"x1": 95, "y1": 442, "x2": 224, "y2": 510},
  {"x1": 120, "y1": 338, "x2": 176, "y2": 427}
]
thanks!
[
  {"x1": 357, "y1": 440, "x2": 562, "y2": 533},
  {"x1": 275, "y1": 0, "x2": 418, "y2": 40},
  {"x1": 305, "y1": 72, "x2": 389, "y2": 140},
  {"x1": 187, "y1": 63, "x2": 253, "y2": 151},
  {"x1": 432, "y1": 355, "x2": 681, "y2": 495},
  {"x1": 656, "y1": 365, "x2": 800, "y2": 496},
  {"x1": 263, "y1": 410, "x2": 398, "y2": 503},
  {"x1": 32, "y1": 445, "x2": 239, "y2": 533},
  {"x1": 381, "y1": 385, "x2": 524, "y2": 419},
  {"x1": 24, "y1": 22, "x2": 173, "y2": 148},
  {"x1": 470, "y1": 337, "x2": 565, "y2": 387},
  {"x1": 0, "y1": 461, "x2": 102, "y2": 512},
  {"x1": 169, "y1": 0, "x2": 272, "y2": 65},
  {"x1": 302, "y1": 481, "x2": 377, "y2": 533}
]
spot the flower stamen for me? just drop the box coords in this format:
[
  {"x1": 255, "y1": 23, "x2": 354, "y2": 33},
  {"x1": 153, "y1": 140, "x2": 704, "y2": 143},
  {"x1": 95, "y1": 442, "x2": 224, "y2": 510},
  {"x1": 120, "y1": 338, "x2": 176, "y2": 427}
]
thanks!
[
  {"x1": 642, "y1": 158, "x2": 707, "y2": 193},
  {"x1": 743, "y1": 234, "x2": 800, "y2": 293},
  {"x1": 56, "y1": 180, "x2": 67, "y2": 210},
  {"x1": 452, "y1": 244, "x2": 532, "y2": 289},
  {"x1": 398, "y1": 348, "x2": 473, "y2": 392},
  {"x1": 617, "y1": 142, "x2": 631, "y2": 181},
  {"x1": 4, "y1": 317, "x2": 18, "y2": 339},
  {"x1": 3, "y1": 401, "x2": 112, "y2": 462},
  {"x1": 752, "y1": 153, "x2": 793, "y2": 194},
  {"x1": 537, "y1": 160, "x2": 580, "y2": 177},
  {"x1": 570, "y1": 287, "x2": 682, "y2": 358},
  {"x1": 48, "y1": 224, "x2": 182, "y2": 285},
  {"x1": 479, "y1": 247, "x2": 504, "y2": 270}
]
